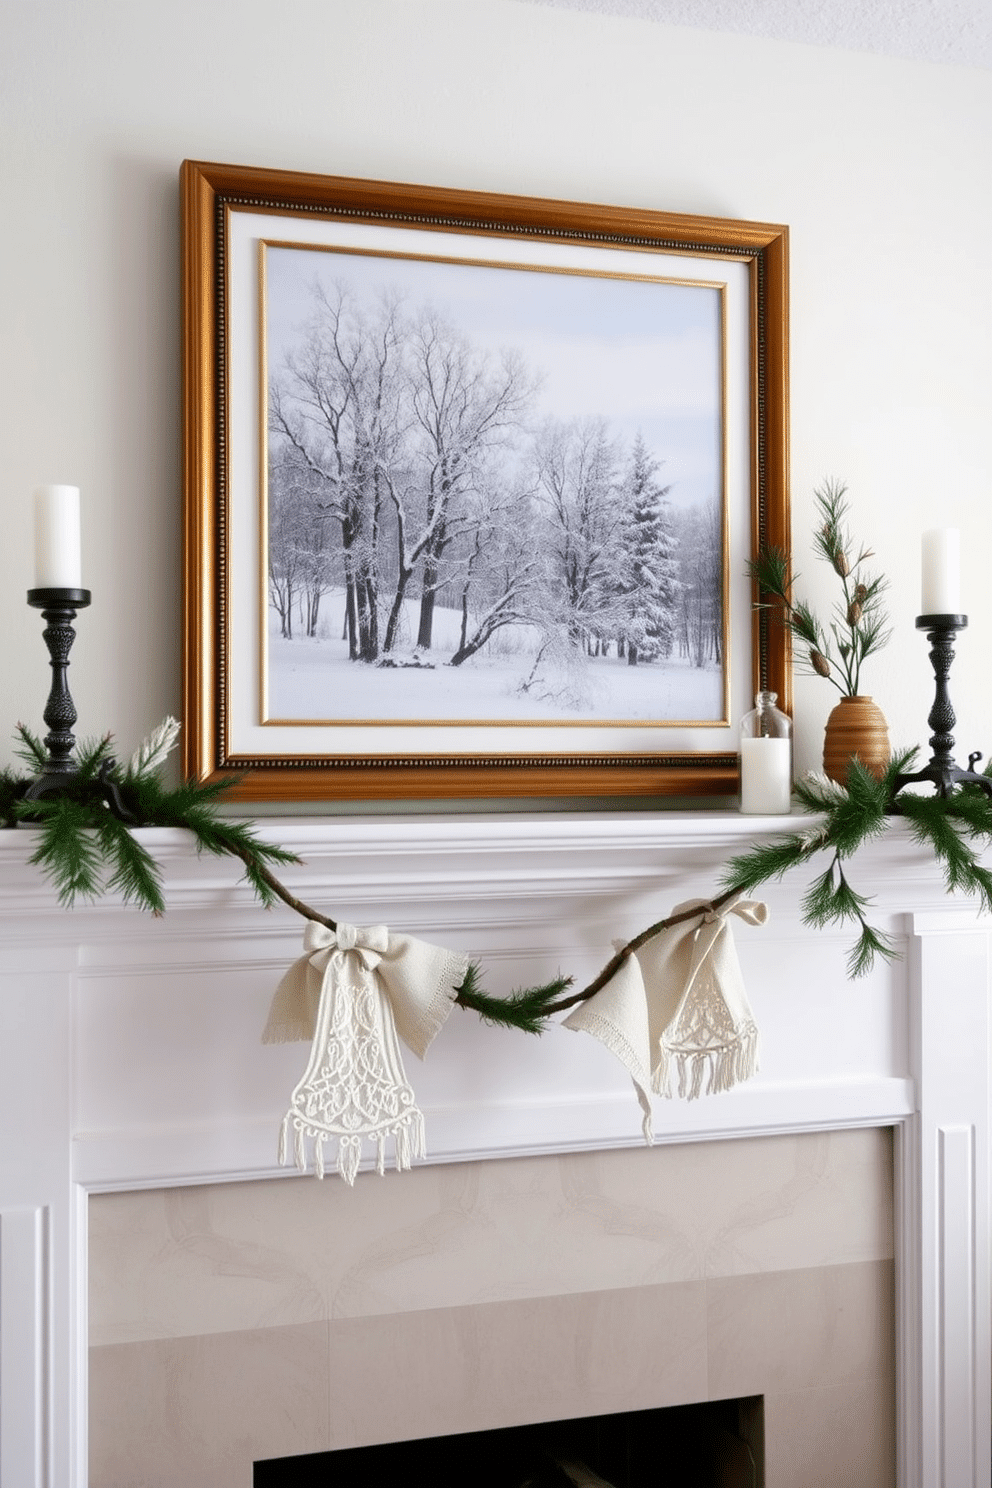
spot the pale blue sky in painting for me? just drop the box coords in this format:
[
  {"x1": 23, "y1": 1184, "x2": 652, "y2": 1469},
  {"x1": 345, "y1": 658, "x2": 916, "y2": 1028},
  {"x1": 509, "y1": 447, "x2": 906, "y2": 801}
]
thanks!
[{"x1": 264, "y1": 241, "x2": 723, "y2": 508}]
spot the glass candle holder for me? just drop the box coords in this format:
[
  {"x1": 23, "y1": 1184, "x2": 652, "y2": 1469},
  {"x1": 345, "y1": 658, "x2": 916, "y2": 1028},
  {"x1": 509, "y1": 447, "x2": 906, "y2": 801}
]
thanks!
[{"x1": 740, "y1": 690, "x2": 792, "y2": 814}]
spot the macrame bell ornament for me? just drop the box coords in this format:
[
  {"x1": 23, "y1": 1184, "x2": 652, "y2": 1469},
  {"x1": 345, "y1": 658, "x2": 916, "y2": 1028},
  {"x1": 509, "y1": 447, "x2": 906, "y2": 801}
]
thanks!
[
  {"x1": 263, "y1": 921, "x2": 468, "y2": 1184},
  {"x1": 564, "y1": 894, "x2": 766, "y2": 1141}
]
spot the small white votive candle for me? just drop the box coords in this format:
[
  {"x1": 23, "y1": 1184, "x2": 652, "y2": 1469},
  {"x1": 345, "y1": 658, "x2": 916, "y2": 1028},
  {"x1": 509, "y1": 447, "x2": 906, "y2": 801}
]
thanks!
[
  {"x1": 740, "y1": 737, "x2": 792, "y2": 815},
  {"x1": 33, "y1": 484, "x2": 82, "y2": 589},
  {"x1": 921, "y1": 528, "x2": 961, "y2": 615}
]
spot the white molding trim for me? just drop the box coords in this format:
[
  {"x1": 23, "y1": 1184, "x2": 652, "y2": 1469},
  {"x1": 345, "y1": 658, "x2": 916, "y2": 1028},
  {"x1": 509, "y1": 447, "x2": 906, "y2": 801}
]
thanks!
[
  {"x1": 903, "y1": 914, "x2": 991, "y2": 1488},
  {"x1": 0, "y1": 1207, "x2": 48, "y2": 1488},
  {"x1": 938, "y1": 1124, "x2": 977, "y2": 1484},
  {"x1": 72, "y1": 1076, "x2": 916, "y2": 1192}
]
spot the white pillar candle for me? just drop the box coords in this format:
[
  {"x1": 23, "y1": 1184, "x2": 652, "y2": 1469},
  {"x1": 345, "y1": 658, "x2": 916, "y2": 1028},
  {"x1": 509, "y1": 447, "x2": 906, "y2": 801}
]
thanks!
[
  {"x1": 921, "y1": 528, "x2": 961, "y2": 615},
  {"x1": 740, "y1": 737, "x2": 792, "y2": 815},
  {"x1": 33, "y1": 485, "x2": 82, "y2": 589}
]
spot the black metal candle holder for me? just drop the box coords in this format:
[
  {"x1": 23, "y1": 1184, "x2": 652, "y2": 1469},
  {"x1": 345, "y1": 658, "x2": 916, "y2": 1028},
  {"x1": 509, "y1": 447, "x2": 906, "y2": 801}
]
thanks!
[
  {"x1": 19, "y1": 587, "x2": 134, "y2": 820},
  {"x1": 23, "y1": 586, "x2": 91, "y2": 800},
  {"x1": 889, "y1": 614, "x2": 992, "y2": 806}
]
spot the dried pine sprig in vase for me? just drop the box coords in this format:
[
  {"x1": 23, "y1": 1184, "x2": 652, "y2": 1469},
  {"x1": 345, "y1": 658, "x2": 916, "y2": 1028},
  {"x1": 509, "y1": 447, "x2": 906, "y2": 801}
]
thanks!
[
  {"x1": 749, "y1": 478, "x2": 891, "y2": 693},
  {"x1": 749, "y1": 479, "x2": 893, "y2": 781}
]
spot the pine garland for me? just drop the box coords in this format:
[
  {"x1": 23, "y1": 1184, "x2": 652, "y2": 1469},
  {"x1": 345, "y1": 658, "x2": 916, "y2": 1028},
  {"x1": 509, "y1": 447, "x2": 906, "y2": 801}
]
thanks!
[
  {"x1": 5, "y1": 718, "x2": 992, "y2": 1035},
  {"x1": 748, "y1": 479, "x2": 892, "y2": 696},
  {"x1": 723, "y1": 750, "x2": 992, "y2": 977},
  {"x1": 3, "y1": 722, "x2": 299, "y2": 912}
]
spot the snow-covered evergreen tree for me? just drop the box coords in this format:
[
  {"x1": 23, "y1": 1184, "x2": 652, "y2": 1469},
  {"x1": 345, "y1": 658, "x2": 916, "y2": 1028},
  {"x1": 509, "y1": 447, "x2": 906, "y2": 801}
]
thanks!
[{"x1": 616, "y1": 434, "x2": 680, "y2": 665}]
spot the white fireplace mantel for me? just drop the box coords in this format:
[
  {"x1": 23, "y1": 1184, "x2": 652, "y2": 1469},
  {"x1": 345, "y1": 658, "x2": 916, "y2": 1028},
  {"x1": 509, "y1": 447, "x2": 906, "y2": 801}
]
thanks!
[{"x1": 0, "y1": 810, "x2": 988, "y2": 1487}]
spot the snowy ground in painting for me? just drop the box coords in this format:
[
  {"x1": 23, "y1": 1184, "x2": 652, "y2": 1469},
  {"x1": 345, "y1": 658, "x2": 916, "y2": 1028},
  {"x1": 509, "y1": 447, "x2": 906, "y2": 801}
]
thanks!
[{"x1": 266, "y1": 598, "x2": 723, "y2": 724}]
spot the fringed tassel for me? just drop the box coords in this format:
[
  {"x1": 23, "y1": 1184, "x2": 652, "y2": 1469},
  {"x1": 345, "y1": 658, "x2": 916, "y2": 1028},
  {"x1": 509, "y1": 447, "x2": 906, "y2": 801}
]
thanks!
[
  {"x1": 337, "y1": 1135, "x2": 361, "y2": 1186},
  {"x1": 659, "y1": 1022, "x2": 760, "y2": 1102},
  {"x1": 277, "y1": 1113, "x2": 428, "y2": 1185},
  {"x1": 392, "y1": 1110, "x2": 426, "y2": 1173}
]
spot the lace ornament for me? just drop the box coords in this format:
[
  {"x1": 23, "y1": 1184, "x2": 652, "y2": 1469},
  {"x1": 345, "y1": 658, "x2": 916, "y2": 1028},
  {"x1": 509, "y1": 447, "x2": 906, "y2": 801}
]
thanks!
[
  {"x1": 263, "y1": 921, "x2": 468, "y2": 1184},
  {"x1": 564, "y1": 894, "x2": 765, "y2": 1141}
]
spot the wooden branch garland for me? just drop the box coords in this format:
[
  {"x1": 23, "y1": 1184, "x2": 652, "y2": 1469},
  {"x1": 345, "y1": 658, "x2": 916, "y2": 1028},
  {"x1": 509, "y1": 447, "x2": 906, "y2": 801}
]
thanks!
[
  {"x1": 221, "y1": 838, "x2": 338, "y2": 933},
  {"x1": 220, "y1": 840, "x2": 741, "y2": 1029},
  {"x1": 7, "y1": 722, "x2": 992, "y2": 1030}
]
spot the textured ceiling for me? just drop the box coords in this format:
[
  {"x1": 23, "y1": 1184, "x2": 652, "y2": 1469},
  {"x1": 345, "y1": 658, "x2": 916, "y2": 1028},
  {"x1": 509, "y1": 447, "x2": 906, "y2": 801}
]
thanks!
[{"x1": 514, "y1": 0, "x2": 992, "y2": 70}]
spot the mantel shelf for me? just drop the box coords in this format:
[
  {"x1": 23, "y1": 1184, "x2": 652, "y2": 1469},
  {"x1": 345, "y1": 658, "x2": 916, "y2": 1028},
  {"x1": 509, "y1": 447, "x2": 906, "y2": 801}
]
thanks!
[{"x1": 0, "y1": 811, "x2": 976, "y2": 929}]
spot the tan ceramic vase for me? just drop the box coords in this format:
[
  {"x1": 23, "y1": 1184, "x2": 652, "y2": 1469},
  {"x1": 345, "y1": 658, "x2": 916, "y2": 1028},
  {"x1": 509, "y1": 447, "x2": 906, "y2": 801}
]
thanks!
[{"x1": 822, "y1": 695, "x2": 891, "y2": 784}]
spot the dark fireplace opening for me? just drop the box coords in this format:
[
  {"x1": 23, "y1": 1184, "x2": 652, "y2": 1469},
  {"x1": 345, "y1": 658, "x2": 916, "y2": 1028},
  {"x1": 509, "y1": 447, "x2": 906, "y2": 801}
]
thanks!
[{"x1": 254, "y1": 1396, "x2": 763, "y2": 1487}]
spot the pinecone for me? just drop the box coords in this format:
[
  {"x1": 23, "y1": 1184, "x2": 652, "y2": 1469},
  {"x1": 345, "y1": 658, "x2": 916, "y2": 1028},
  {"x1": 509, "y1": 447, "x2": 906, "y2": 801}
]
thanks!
[
  {"x1": 847, "y1": 600, "x2": 863, "y2": 626},
  {"x1": 832, "y1": 550, "x2": 850, "y2": 578},
  {"x1": 810, "y1": 647, "x2": 831, "y2": 678}
]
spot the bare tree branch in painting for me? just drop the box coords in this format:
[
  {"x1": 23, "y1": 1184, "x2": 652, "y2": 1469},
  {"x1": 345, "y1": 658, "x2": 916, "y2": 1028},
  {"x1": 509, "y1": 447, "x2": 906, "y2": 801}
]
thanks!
[
  {"x1": 407, "y1": 310, "x2": 537, "y2": 652},
  {"x1": 531, "y1": 418, "x2": 628, "y2": 649},
  {"x1": 269, "y1": 283, "x2": 408, "y2": 662}
]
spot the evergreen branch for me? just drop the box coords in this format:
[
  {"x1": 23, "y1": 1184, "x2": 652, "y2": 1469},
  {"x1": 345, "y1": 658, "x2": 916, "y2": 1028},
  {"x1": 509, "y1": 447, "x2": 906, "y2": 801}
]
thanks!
[
  {"x1": 118, "y1": 771, "x2": 313, "y2": 921},
  {"x1": 799, "y1": 851, "x2": 893, "y2": 976},
  {"x1": 25, "y1": 798, "x2": 104, "y2": 907},
  {"x1": 5, "y1": 701, "x2": 992, "y2": 1033},
  {"x1": 721, "y1": 834, "x2": 819, "y2": 895},
  {"x1": 747, "y1": 544, "x2": 792, "y2": 603},
  {"x1": 452, "y1": 887, "x2": 744, "y2": 1030},
  {"x1": 847, "y1": 922, "x2": 899, "y2": 980},
  {"x1": 0, "y1": 770, "x2": 21, "y2": 828},
  {"x1": 898, "y1": 793, "x2": 992, "y2": 908},
  {"x1": 884, "y1": 746, "x2": 921, "y2": 786},
  {"x1": 832, "y1": 759, "x2": 889, "y2": 850},
  {"x1": 122, "y1": 772, "x2": 240, "y2": 821},
  {"x1": 751, "y1": 478, "x2": 889, "y2": 697},
  {"x1": 966, "y1": 862, "x2": 992, "y2": 919},
  {"x1": 13, "y1": 724, "x2": 47, "y2": 771},
  {"x1": 75, "y1": 734, "x2": 116, "y2": 779},
  {"x1": 94, "y1": 813, "x2": 166, "y2": 914},
  {"x1": 722, "y1": 758, "x2": 921, "y2": 977},
  {"x1": 454, "y1": 964, "x2": 574, "y2": 1034},
  {"x1": 941, "y1": 789, "x2": 992, "y2": 841},
  {"x1": 790, "y1": 601, "x2": 827, "y2": 652},
  {"x1": 800, "y1": 856, "x2": 871, "y2": 929},
  {"x1": 238, "y1": 854, "x2": 285, "y2": 912},
  {"x1": 855, "y1": 613, "x2": 893, "y2": 661}
]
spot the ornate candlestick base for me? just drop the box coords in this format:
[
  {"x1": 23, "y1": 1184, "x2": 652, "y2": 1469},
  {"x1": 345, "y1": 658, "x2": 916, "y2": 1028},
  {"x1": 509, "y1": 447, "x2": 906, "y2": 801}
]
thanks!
[
  {"x1": 20, "y1": 587, "x2": 135, "y2": 821},
  {"x1": 889, "y1": 613, "x2": 992, "y2": 807},
  {"x1": 23, "y1": 586, "x2": 91, "y2": 800}
]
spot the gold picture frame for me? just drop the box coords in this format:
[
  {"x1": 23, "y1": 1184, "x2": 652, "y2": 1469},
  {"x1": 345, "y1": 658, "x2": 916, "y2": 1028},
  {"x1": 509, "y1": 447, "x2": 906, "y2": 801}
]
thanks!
[{"x1": 181, "y1": 159, "x2": 790, "y2": 801}]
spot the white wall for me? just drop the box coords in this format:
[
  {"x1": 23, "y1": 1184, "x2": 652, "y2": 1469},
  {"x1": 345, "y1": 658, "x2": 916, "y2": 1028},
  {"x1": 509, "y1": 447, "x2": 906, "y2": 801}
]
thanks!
[{"x1": 2, "y1": 0, "x2": 990, "y2": 797}]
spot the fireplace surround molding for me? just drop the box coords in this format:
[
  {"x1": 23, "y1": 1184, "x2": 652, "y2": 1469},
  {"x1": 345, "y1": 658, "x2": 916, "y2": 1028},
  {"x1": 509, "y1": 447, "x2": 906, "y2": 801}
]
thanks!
[{"x1": 0, "y1": 810, "x2": 988, "y2": 1487}]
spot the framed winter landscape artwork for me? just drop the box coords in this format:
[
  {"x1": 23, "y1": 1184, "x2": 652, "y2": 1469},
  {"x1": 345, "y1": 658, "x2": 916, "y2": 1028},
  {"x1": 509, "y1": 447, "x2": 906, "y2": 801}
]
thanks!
[{"x1": 181, "y1": 160, "x2": 789, "y2": 800}]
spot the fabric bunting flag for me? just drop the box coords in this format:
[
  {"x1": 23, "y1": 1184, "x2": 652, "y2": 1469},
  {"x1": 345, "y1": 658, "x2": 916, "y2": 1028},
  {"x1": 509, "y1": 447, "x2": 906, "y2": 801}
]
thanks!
[
  {"x1": 263, "y1": 921, "x2": 469, "y2": 1184},
  {"x1": 564, "y1": 894, "x2": 766, "y2": 1141}
]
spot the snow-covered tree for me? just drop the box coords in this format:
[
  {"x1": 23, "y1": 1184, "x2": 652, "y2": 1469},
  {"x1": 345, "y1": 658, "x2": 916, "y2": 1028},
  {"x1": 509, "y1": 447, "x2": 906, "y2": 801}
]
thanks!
[
  {"x1": 268, "y1": 443, "x2": 336, "y2": 639},
  {"x1": 614, "y1": 434, "x2": 680, "y2": 666},
  {"x1": 674, "y1": 499, "x2": 723, "y2": 667},
  {"x1": 269, "y1": 284, "x2": 407, "y2": 662},
  {"x1": 531, "y1": 417, "x2": 627, "y2": 653},
  {"x1": 406, "y1": 310, "x2": 536, "y2": 651}
]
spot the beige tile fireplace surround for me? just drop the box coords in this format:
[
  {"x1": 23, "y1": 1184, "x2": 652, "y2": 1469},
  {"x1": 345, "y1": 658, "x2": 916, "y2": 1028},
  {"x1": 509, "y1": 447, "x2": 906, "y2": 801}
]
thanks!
[
  {"x1": 0, "y1": 813, "x2": 988, "y2": 1487},
  {"x1": 89, "y1": 1131, "x2": 895, "y2": 1487}
]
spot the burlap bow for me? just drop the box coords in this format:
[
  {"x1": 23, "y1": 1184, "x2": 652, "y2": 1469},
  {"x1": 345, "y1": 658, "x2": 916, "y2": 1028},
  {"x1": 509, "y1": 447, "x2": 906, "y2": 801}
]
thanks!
[
  {"x1": 263, "y1": 921, "x2": 468, "y2": 1184},
  {"x1": 564, "y1": 894, "x2": 766, "y2": 1142}
]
